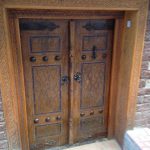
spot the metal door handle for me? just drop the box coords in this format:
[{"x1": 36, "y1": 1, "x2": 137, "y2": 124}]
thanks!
[
  {"x1": 61, "y1": 76, "x2": 69, "y2": 85},
  {"x1": 74, "y1": 72, "x2": 82, "y2": 83},
  {"x1": 92, "y1": 45, "x2": 97, "y2": 59}
]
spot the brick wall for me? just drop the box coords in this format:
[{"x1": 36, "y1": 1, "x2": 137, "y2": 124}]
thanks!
[
  {"x1": 0, "y1": 90, "x2": 8, "y2": 149},
  {"x1": 135, "y1": 5, "x2": 150, "y2": 128}
]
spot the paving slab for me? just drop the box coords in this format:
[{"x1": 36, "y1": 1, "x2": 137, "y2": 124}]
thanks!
[
  {"x1": 64, "y1": 139, "x2": 121, "y2": 150},
  {"x1": 123, "y1": 128, "x2": 150, "y2": 150}
]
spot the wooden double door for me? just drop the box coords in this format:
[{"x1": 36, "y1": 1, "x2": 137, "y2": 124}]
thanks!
[{"x1": 20, "y1": 19, "x2": 114, "y2": 149}]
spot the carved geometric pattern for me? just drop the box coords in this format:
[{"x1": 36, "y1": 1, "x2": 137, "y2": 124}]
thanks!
[
  {"x1": 82, "y1": 33, "x2": 108, "y2": 51},
  {"x1": 30, "y1": 36, "x2": 61, "y2": 53},
  {"x1": 80, "y1": 116, "x2": 103, "y2": 132},
  {"x1": 32, "y1": 65, "x2": 61, "y2": 115},
  {"x1": 35, "y1": 123, "x2": 61, "y2": 138},
  {"x1": 80, "y1": 62, "x2": 106, "y2": 109}
]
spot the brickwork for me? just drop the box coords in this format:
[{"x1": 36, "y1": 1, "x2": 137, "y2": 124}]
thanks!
[
  {"x1": 135, "y1": 4, "x2": 150, "y2": 128},
  {"x1": 0, "y1": 90, "x2": 8, "y2": 149}
]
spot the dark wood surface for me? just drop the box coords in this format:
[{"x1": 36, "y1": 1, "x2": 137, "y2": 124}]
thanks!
[
  {"x1": 72, "y1": 20, "x2": 113, "y2": 142},
  {"x1": 20, "y1": 19, "x2": 113, "y2": 149},
  {"x1": 20, "y1": 19, "x2": 69, "y2": 149}
]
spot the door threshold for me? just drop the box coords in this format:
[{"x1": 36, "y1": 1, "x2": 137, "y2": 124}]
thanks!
[
  {"x1": 46, "y1": 138, "x2": 108, "y2": 150},
  {"x1": 64, "y1": 139, "x2": 121, "y2": 150}
]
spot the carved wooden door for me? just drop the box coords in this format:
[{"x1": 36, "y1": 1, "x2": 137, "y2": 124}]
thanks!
[
  {"x1": 20, "y1": 18, "x2": 114, "y2": 149},
  {"x1": 71, "y1": 20, "x2": 114, "y2": 142},
  {"x1": 20, "y1": 19, "x2": 69, "y2": 149}
]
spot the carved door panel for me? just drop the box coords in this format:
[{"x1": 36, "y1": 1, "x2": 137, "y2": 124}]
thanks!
[
  {"x1": 20, "y1": 18, "x2": 114, "y2": 149},
  {"x1": 20, "y1": 19, "x2": 69, "y2": 149},
  {"x1": 72, "y1": 20, "x2": 114, "y2": 142}
]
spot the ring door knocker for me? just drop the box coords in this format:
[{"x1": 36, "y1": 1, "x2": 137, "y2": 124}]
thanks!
[
  {"x1": 61, "y1": 76, "x2": 69, "y2": 85},
  {"x1": 74, "y1": 72, "x2": 82, "y2": 83}
]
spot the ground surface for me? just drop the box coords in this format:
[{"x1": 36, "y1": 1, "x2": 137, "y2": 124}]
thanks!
[
  {"x1": 124, "y1": 128, "x2": 150, "y2": 150},
  {"x1": 64, "y1": 139, "x2": 121, "y2": 150},
  {"x1": 48, "y1": 139, "x2": 121, "y2": 150}
]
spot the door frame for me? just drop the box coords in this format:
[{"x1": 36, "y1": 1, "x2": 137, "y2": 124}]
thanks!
[
  {"x1": 8, "y1": 10, "x2": 123, "y2": 149},
  {"x1": 0, "y1": 1, "x2": 148, "y2": 149}
]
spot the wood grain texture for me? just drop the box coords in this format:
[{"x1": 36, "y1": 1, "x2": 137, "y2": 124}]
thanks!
[
  {"x1": 73, "y1": 20, "x2": 113, "y2": 142},
  {"x1": 108, "y1": 17, "x2": 124, "y2": 139},
  {"x1": 126, "y1": 10, "x2": 149, "y2": 128},
  {"x1": 8, "y1": 11, "x2": 121, "y2": 149},
  {"x1": 114, "y1": 9, "x2": 149, "y2": 146},
  {"x1": 17, "y1": 17, "x2": 114, "y2": 148},
  {"x1": 0, "y1": 0, "x2": 148, "y2": 149},
  {"x1": 2, "y1": 0, "x2": 148, "y2": 10},
  {"x1": 81, "y1": 62, "x2": 105, "y2": 108},
  {"x1": 0, "y1": 7, "x2": 21, "y2": 150},
  {"x1": 69, "y1": 20, "x2": 76, "y2": 144},
  {"x1": 20, "y1": 19, "x2": 69, "y2": 149}
]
